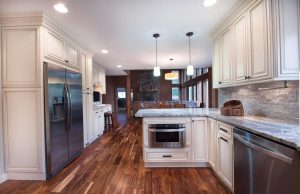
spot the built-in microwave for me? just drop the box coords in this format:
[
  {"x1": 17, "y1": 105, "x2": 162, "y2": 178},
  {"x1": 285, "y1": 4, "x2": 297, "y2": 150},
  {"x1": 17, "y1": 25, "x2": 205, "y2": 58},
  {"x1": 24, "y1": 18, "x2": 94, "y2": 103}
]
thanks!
[{"x1": 93, "y1": 91, "x2": 101, "y2": 103}]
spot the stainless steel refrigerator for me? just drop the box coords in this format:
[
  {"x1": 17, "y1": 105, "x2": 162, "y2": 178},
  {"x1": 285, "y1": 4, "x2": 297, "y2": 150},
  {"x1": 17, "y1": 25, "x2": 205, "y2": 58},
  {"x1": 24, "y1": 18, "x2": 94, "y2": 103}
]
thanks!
[{"x1": 44, "y1": 62, "x2": 83, "y2": 178}]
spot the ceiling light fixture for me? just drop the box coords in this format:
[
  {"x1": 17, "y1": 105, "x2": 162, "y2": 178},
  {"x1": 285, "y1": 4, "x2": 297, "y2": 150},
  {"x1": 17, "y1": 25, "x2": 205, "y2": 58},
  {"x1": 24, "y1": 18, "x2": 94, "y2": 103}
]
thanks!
[
  {"x1": 53, "y1": 3, "x2": 68, "y2": 13},
  {"x1": 165, "y1": 58, "x2": 178, "y2": 80},
  {"x1": 186, "y1": 32, "x2": 194, "y2": 76},
  {"x1": 153, "y1": 33, "x2": 161, "y2": 77},
  {"x1": 101, "y1": 50, "x2": 108, "y2": 54},
  {"x1": 117, "y1": 65, "x2": 122, "y2": 68},
  {"x1": 203, "y1": 0, "x2": 217, "y2": 7}
]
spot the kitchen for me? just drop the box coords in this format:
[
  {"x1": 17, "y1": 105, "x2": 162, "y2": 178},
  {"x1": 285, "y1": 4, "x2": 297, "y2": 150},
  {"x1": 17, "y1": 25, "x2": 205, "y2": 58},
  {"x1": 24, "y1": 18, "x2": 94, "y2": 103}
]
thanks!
[{"x1": 0, "y1": 0, "x2": 299, "y2": 193}]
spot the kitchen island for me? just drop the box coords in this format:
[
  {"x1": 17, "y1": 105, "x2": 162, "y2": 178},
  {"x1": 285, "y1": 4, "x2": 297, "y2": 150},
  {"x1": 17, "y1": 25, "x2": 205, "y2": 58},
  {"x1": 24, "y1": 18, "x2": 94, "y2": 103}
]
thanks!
[{"x1": 136, "y1": 108, "x2": 300, "y2": 192}]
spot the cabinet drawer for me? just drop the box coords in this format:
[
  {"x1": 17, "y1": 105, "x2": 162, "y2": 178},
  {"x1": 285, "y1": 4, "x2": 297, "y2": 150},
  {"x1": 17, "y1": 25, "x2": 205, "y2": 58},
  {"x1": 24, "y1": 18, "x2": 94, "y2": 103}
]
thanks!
[
  {"x1": 145, "y1": 151, "x2": 188, "y2": 162},
  {"x1": 217, "y1": 122, "x2": 233, "y2": 140}
]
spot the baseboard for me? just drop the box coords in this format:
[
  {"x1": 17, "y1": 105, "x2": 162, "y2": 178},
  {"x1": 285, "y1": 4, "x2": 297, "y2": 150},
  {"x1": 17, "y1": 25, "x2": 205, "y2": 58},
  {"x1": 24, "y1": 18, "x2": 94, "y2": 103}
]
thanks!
[
  {"x1": 7, "y1": 172, "x2": 46, "y2": 180},
  {"x1": 145, "y1": 162, "x2": 209, "y2": 168},
  {"x1": 0, "y1": 173, "x2": 7, "y2": 184}
]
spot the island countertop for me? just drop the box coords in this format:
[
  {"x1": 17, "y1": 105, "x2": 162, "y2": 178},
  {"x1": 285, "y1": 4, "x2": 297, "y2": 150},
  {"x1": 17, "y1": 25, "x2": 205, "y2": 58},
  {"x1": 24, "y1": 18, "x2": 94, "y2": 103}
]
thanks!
[{"x1": 135, "y1": 108, "x2": 300, "y2": 151}]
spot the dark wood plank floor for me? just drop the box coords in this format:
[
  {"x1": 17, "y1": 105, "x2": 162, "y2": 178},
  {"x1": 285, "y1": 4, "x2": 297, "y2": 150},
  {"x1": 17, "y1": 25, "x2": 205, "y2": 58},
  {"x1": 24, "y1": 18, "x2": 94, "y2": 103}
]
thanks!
[{"x1": 0, "y1": 117, "x2": 231, "y2": 194}]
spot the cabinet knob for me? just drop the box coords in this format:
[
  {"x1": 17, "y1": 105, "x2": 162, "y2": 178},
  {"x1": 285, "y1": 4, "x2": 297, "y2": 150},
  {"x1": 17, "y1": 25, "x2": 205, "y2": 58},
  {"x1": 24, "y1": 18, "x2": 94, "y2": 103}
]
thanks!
[
  {"x1": 65, "y1": 60, "x2": 69, "y2": 63},
  {"x1": 247, "y1": 76, "x2": 251, "y2": 79},
  {"x1": 218, "y1": 81, "x2": 222, "y2": 84},
  {"x1": 245, "y1": 76, "x2": 247, "y2": 79}
]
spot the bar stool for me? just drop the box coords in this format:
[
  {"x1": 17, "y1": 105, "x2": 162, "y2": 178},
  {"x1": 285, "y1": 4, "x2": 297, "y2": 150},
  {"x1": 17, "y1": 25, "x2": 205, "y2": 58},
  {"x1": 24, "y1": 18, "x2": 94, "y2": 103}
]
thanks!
[{"x1": 104, "y1": 112, "x2": 114, "y2": 132}]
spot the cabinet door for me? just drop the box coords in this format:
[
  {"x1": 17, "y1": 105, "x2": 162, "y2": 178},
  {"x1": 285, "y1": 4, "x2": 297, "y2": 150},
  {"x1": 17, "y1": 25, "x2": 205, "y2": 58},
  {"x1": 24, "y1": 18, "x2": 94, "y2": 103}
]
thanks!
[
  {"x1": 217, "y1": 135, "x2": 233, "y2": 190},
  {"x1": 221, "y1": 28, "x2": 232, "y2": 85},
  {"x1": 212, "y1": 37, "x2": 222, "y2": 88},
  {"x1": 2, "y1": 26, "x2": 41, "y2": 87},
  {"x1": 93, "y1": 66, "x2": 99, "y2": 87},
  {"x1": 65, "y1": 43, "x2": 79, "y2": 68},
  {"x1": 276, "y1": 0, "x2": 300, "y2": 78},
  {"x1": 208, "y1": 119, "x2": 217, "y2": 169},
  {"x1": 44, "y1": 29, "x2": 65, "y2": 62},
  {"x1": 233, "y1": 14, "x2": 248, "y2": 82},
  {"x1": 98, "y1": 68, "x2": 106, "y2": 94},
  {"x1": 98, "y1": 112, "x2": 104, "y2": 136},
  {"x1": 80, "y1": 53, "x2": 87, "y2": 88},
  {"x1": 83, "y1": 93, "x2": 93, "y2": 146},
  {"x1": 192, "y1": 118, "x2": 207, "y2": 162},
  {"x1": 86, "y1": 57, "x2": 94, "y2": 92},
  {"x1": 248, "y1": 0, "x2": 271, "y2": 80},
  {"x1": 92, "y1": 110, "x2": 99, "y2": 140}
]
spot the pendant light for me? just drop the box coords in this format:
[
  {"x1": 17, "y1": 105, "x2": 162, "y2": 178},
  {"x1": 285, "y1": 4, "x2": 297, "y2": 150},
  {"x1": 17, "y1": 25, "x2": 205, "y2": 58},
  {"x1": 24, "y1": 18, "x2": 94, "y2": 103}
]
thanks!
[
  {"x1": 153, "y1": 33, "x2": 161, "y2": 77},
  {"x1": 186, "y1": 32, "x2": 194, "y2": 76},
  {"x1": 165, "y1": 58, "x2": 178, "y2": 80}
]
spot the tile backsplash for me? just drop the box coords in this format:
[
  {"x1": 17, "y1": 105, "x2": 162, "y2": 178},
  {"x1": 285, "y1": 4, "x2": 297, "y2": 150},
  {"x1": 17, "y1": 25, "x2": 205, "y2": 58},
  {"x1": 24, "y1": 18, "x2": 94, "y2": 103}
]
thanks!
[{"x1": 218, "y1": 81, "x2": 299, "y2": 121}]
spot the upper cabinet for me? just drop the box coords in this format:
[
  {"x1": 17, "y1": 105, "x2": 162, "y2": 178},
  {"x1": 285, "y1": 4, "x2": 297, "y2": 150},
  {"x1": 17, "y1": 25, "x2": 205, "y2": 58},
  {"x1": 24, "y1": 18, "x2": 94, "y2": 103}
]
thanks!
[
  {"x1": 93, "y1": 65, "x2": 106, "y2": 94},
  {"x1": 211, "y1": 0, "x2": 299, "y2": 88},
  {"x1": 44, "y1": 28, "x2": 80, "y2": 69}
]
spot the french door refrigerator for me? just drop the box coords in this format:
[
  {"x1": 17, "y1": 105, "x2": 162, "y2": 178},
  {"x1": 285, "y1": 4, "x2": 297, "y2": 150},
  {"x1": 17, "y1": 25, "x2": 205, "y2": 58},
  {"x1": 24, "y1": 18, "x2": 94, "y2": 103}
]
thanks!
[{"x1": 44, "y1": 62, "x2": 83, "y2": 178}]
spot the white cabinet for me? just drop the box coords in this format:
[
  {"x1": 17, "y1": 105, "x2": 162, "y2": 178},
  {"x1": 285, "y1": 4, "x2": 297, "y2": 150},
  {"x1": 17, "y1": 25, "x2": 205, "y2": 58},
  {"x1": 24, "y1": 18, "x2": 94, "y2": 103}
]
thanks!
[
  {"x1": 274, "y1": 0, "x2": 300, "y2": 79},
  {"x1": 212, "y1": 37, "x2": 222, "y2": 87},
  {"x1": 191, "y1": 118, "x2": 207, "y2": 162},
  {"x1": 44, "y1": 28, "x2": 79, "y2": 69},
  {"x1": 248, "y1": 0, "x2": 271, "y2": 81},
  {"x1": 232, "y1": 14, "x2": 248, "y2": 83},
  {"x1": 93, "y1": 65, "x2": 106, "y2": 94},
  {"x1": 2, "y1": 26, "x2": 41, "y2": 87},
  {"x1": 81, "y1": 54, "x2": 93, "y2": 92},
  {"x1": 216, "y1": 122, "x2": 233, "y2": 191},
  {"x1": 91, "y1": 108, "x2": 105, "y2": 142},
  {"x1": 211, "y1": 0, "x2": 299, "y2": 88},
  {"x1": 207, "y1": 118, "x2": 217, "y2": 170},
  {"x1": 220, "y1": 28, "x2": 232, "y2": 85}
]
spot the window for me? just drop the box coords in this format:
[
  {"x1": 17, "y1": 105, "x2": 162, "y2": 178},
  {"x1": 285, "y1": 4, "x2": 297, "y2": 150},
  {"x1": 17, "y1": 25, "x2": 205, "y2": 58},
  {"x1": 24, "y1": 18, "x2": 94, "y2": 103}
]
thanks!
[
  {"x1": 196, "y1": 68, "x2": 202, "y2": 76},
  {"x1": 172, "y1": 87, "x2": 180, "y2": 101},
  {"x1": 197, "y1": 81, "x2": 202, "y2": 106},
  {"x1": 171, "y1": 70, "x2": 179, "y2": 84},
  {"x1": 118, "y1": 91, "x2": 126, "y2": 99},
  {"x1": 193, "y1": 85, "x2": 197, "y2": 101},
  {"x1": 188, "y1": 86, "x2": 193, "y2": 101},
  {"x1": 202, "y1": 79, "x2": 209, "y2": 108},
  {"x1": 203, "y1": 68, "x2": 209, "y2": 74}
]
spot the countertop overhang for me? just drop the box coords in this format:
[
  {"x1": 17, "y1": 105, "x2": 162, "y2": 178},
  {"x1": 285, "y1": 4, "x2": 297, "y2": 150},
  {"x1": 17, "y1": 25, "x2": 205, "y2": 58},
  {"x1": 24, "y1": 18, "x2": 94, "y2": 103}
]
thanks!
[{"x1": 136, "y1": 108, "x2": 300, "y2": 151}]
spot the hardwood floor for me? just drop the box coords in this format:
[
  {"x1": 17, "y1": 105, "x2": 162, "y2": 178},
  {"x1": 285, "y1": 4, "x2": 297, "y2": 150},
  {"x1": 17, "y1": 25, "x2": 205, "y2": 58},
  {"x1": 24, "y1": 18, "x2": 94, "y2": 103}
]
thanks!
[{"x1": 0, "y1": 118, "x2": 231, "y2": 194}]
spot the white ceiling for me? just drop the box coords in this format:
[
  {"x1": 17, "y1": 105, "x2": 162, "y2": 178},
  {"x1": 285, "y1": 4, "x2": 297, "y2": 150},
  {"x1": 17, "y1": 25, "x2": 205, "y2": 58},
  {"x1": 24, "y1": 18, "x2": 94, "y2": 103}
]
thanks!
[{"x1": 0, "y1": 0, "x2": 239, "y2": 75}]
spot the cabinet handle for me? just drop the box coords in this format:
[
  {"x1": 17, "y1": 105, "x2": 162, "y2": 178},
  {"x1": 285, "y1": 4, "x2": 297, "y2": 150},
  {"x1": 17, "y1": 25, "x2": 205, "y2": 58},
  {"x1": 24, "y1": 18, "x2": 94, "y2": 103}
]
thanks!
[
  {"x1": 218, "y1": 81, "x2": 222, "y2": 84},
  {"x1": 96, "y1": 112, "x2": 99, "y2": 113},
  {"x1": 162, "y1": 155, "x2": 172, "y2": 158},
  {"x1": 220, "y1": 128, "x2": 228, "y2": 133},
  {"x1": 65, "y1": 59, "x2": 69, "y2": 63},
  {"x1": 220, "y1": 137, "x2": 228, "y2": 142},
  {"x1": 245, "y1": 76, "x2": 248, "y2": 79},
  {"x1": 87, "y1": 88, "x2": 90, "y2": 90},
  {"x1": 247, "y1": 76, "x2": 251, "y2": 79}
]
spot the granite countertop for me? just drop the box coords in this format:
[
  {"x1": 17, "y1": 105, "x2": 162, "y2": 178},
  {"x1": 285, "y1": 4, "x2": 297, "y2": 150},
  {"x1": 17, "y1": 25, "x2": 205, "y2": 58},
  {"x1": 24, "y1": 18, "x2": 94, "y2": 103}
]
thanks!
[{"x1": 135, "y1": 108, "x2": 300, "y2": 151}]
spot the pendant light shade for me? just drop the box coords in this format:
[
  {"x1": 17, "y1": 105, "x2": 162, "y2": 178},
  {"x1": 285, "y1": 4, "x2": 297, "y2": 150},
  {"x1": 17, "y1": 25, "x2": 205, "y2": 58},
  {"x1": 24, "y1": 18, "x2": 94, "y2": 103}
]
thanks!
[
  {"x1": 153, "y1": 33, "x2": 161, "y2": 77},
  {"x1": 154, "y1": 66, "x2": 161, "y2": 76},
  {"x1": 186, "y1": 32, "x2": 194, "y2": 76},
  {"x1": 165, "y1": 58, "x2": 178, "y2": 80}
]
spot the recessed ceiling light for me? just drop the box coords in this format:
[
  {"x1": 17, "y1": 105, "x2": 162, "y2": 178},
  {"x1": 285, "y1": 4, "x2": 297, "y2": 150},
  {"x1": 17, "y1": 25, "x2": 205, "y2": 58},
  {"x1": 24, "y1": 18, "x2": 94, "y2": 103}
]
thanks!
[
  {"x1": 101, "y1": 50, "x2": 108, "y2": 54},
  {"x1": 53, "y1": 3, "x2": 68, "y2": 13},
  {"x1": 117, "y1": 65, "x2": 122, "y2": 68},
  {"x1": 203, "y1": 0, "x2": 217, "y2": 7}
]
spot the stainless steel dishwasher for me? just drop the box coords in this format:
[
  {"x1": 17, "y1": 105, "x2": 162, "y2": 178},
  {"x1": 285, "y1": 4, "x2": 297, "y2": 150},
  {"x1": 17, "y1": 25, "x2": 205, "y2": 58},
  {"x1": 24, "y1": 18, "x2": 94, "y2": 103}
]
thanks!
[{"x1": 234, "y1": 128, "x2": 300, "y2": 194}]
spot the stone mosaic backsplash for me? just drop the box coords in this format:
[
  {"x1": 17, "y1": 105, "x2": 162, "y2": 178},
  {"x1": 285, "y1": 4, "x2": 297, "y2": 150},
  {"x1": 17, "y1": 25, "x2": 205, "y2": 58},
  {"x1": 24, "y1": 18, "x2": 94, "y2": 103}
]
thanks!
[{"x1": 218, "y1": 81, "x2": 299, "y2": 121}]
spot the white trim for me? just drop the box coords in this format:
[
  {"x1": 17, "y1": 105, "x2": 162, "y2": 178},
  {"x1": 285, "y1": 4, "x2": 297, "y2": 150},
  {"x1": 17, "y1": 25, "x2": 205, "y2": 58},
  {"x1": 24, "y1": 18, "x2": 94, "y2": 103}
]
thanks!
[
  {"x1": 145, "y1": 162, "x2": 209, "y2": 168},
  {"x1": 6, "y1": 172, "x2": 45, "y2": 180},
  {"x1": 0, "y1": 173, "x2": 7, "y2": 183}
]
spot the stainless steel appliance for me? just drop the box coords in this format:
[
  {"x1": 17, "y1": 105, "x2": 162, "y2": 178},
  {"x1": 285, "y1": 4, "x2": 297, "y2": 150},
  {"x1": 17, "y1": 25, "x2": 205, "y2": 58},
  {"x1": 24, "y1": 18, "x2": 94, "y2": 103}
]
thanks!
[
  {"x1": 44, "y1": 63, "x2": 83, "y2": 178},
  {"x1": 234, "y1": 128, "x2": 300, "y2": 194},
  {"x1": 148, "y1": 124, "x2": 186, "y2": 148}
]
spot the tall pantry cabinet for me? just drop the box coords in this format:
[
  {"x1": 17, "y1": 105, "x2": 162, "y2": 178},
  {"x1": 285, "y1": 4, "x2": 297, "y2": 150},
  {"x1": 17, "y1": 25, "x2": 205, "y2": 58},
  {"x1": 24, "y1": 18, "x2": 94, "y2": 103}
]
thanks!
[{"x1": 0, "y1": 13, "x2": 93, "y2": 180}]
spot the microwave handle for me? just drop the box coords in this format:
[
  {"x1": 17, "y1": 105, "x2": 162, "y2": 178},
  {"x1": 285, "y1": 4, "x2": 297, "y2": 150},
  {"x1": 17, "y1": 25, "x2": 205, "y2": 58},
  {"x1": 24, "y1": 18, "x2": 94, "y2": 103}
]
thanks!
[{"x1": 148, "y1": 128, "x2": 185, "y2": 132}]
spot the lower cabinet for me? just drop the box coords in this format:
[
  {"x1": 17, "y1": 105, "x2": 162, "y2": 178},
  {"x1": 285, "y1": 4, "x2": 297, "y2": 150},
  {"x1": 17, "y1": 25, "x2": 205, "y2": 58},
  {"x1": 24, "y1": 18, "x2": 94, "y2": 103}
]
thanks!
[
  {"x1": 207, "y1": 118, "x2": 217, "y2": 170},
  {"x1": 216, "y1": 122, "x2": 234, "y2": 191},
  {"x1": 92, "y1": 109, "x2": 105, "y2": 142},
  {"x1": 191, "y1": 118, "x2": 208, "y2": 162}
]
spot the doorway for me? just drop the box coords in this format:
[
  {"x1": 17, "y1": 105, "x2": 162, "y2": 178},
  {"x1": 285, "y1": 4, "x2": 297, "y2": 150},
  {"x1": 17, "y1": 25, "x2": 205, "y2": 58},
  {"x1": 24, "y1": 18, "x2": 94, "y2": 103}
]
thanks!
[{"x1": 115, "y1": 88, "x2": 127, "y2": 124}]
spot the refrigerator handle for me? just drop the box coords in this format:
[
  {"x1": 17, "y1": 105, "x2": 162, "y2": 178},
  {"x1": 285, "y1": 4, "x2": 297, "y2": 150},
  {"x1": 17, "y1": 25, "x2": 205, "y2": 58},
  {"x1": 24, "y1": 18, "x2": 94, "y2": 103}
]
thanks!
[
  {"x1": 66, "y1": 84, "x2": 72, "y2": 132},
  {"x1": 64, "y1": 83, "x2": 69, "y2": 131}
]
